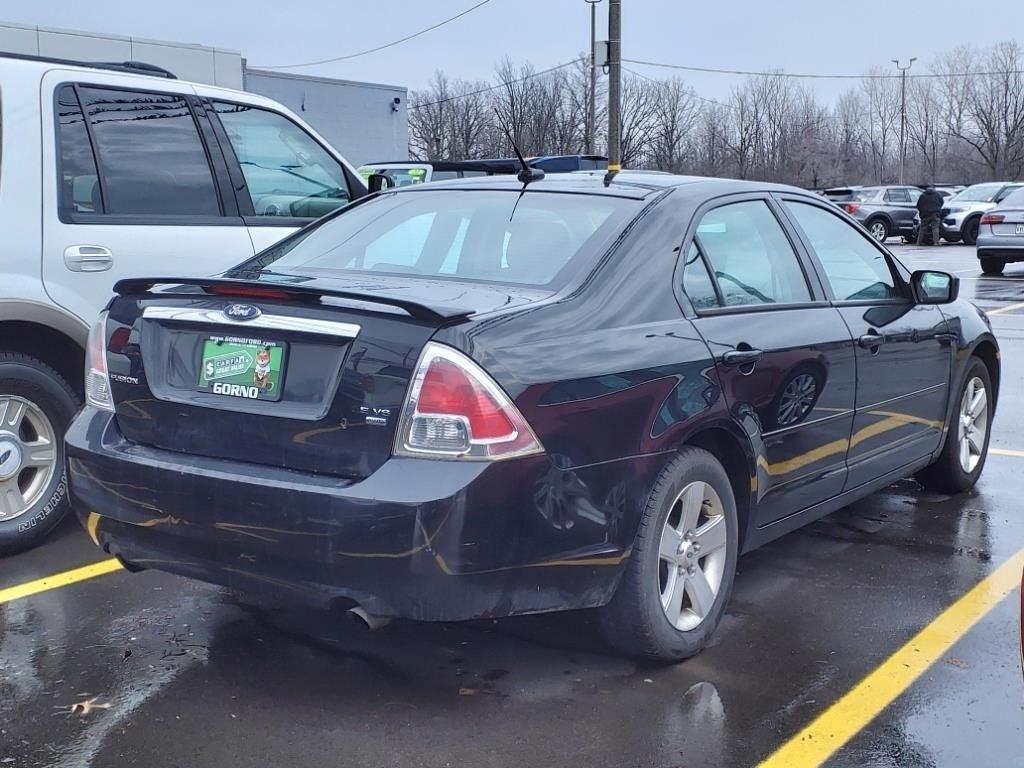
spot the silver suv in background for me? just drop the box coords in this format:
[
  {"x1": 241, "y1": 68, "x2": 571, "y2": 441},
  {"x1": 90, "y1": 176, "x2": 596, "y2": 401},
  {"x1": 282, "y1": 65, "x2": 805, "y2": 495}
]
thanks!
[
  {"x1": 942, "y1": 182, "x2": 1023, "y2": 244},
  {"x1": 0, "y1": 52, "x2": 365, "y2": 554}
]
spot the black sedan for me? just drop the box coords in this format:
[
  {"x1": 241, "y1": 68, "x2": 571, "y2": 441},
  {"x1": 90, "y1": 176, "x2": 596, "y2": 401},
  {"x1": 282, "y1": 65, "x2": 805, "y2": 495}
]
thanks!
[{"x1": 67, "y1": 173, "x2": 999, "y2": 660}]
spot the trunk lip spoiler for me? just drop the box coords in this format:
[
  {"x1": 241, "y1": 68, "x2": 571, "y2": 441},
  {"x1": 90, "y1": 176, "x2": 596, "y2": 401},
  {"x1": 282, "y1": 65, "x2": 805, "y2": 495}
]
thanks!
[{"x1": 113, "y1": 277, "x2": 473, "y2": 324}]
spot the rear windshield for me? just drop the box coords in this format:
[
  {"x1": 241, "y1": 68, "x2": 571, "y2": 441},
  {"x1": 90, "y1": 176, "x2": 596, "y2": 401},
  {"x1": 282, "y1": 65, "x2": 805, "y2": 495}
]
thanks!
[
  {"x1": 232, "y1": 190, "x2": 640, "y2": 288},
  {"x1": 854, "y1": 187, "x2": 884, "y2": 201}
]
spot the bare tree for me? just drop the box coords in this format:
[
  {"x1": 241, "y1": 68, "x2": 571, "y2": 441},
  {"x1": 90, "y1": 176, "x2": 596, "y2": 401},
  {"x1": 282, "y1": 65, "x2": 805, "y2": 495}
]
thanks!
[
  {"x1": 861, "y1": 67, "x2": 900, "y2": 183},
  {"x1": 649, "y1": 78, "x2": 700, "y2": 172}
]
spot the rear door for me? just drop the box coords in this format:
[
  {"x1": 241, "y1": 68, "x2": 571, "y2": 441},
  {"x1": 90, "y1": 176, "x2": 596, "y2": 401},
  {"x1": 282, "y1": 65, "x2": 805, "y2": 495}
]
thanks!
[
  {"x1": 680, "y1": 195, "x2": 856, "y2": 525},
  {"x1": 883, "y1": 187, "x2": 918, "y2": 234},
  {"x1": 200, "y1": 96, "x2": 362, "y2": 252},
  {"x1": 780, "y1": 196, "x2": 952, "y2": 488},
  {"x1": 41, "y1": 71, "x2": 255, "y2": 325}
]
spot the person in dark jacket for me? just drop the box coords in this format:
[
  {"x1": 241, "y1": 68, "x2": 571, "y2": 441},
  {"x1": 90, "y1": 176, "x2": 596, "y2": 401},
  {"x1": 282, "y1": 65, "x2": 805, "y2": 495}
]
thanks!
[{"x1": 916, "y1": 186, "x2": 944, "y2": 245}]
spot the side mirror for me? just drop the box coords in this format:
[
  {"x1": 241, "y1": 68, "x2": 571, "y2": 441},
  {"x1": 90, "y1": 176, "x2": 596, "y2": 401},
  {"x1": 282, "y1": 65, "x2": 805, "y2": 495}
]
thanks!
[
  {"x1": 911, "y1": 270, "x2": 959, "y2": 304},
  {"x1": 368, "y1": 173, "x2": 395, "y2": 193}
]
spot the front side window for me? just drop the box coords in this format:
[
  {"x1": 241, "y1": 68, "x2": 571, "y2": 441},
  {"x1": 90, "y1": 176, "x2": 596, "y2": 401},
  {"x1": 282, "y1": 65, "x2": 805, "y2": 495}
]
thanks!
[
  {"x1": 695, "y1": 201, "x2": 811, "y2": 307},
  {"x1": 784, "y1": 201, "x2": 901, "y2": 301},
  {"x1": 214, "y1": 102, "x2": 350, "y2": 218},
  {"x1": 78, "y1": 86, "x2": 220, "y2": 216},
  {"x1": 232, "y1": 190, "x2": 638, "y2": 288}
]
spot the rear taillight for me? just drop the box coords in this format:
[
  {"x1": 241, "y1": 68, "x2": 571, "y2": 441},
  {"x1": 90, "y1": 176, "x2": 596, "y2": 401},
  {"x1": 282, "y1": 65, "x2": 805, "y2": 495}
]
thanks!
[
  {"x1": 85, "y1": 312, "x2": 114, "y2": 412},
  {"x1": 394, "y1": 342, "x2": 544, "y2": 461},
  {"x1": 844, "y1": 203, "x2": 860, "y2": 214},
  {"x1": 980, "y1": 213, "x2": 1004, "y2": 225}
]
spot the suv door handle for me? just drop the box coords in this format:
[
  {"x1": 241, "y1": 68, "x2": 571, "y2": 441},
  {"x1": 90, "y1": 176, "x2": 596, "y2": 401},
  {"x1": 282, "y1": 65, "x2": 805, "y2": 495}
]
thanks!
[
  {"x1": 722, "y1": 349, "x2": 763, "y2": 367},
  {"x1": 858, "y1": 332, "x2": 886, "y2": 348},
  {"x1": 64, "y1": 245, "x2": 113, "y2": 272}
]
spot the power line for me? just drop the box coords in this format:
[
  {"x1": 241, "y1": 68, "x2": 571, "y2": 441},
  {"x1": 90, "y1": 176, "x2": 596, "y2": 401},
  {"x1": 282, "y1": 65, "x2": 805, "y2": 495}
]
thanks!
[
  {"x1": 624, "y1": 58, "x2": 1024, "y2": 81},
  {"x1": 409, "y1": 58, "x2": 584, "y2": 110},
  {"x1": 253, "y1": 0, "x2": 494, "y2": 69}
]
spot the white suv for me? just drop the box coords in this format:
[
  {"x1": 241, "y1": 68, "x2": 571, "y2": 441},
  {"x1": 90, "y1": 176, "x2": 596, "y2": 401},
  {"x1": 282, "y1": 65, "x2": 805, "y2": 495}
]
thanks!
[{"x1": 0, "y1": 53, "x2": 366, "y2": 553}]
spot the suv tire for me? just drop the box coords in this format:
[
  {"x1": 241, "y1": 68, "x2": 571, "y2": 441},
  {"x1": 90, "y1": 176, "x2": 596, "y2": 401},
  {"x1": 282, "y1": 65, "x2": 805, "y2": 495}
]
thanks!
[
  {"x1": 598, "y1": 447, "x2": 738, "y2": 661},
  {"x1": 0, "y1": 353, "x2": 80, "y2": 555},
  {"x1": 962, "y1": 216, "x2": 981, "y2": 246},
  {"x1": 866, "y1": 218, "x2": 890, "y2": 243}
]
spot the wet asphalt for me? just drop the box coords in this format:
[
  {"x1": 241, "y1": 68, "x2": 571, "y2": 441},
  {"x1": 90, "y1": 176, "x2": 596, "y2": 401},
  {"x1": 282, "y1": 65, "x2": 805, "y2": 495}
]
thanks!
[{"x1": 2, "y1": 243, "x2": 1023, "y2": 768}]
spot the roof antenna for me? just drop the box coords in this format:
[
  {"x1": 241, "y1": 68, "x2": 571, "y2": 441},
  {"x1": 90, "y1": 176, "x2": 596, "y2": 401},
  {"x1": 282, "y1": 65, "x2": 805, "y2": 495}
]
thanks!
[{"x1": 493, "y1": 108, "x2": 544, "y2": 185}]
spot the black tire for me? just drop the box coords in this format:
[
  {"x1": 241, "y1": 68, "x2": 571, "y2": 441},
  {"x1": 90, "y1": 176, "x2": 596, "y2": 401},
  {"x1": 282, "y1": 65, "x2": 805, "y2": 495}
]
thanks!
[
  {"x1": 962, "y1": 216, "x2": 981, "y2": 246},
  {"x1": 598, "y1": 447, "x2": 739, "y2": 661},
  {"x1": 0, "y1": 353, "x2": 80, "y2": 555},
  {"x1": 866, "y1": 217, "x2": 890, "y2": 243},
  {"x1": 943, "y1": 234, "x2": 961, "y2": 244},
  {"x1": 917, "y1": 357, "x2": 993, "y2": 494},
  {"x1": 980, "y1": 257, "x2": 1005, "y2": 276}
]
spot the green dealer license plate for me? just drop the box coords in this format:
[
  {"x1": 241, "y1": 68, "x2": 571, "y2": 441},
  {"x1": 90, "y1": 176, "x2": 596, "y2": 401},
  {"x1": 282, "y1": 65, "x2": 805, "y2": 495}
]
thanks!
[{"x1": 197, "y1": 335, "x2": 287, "y2": 402}]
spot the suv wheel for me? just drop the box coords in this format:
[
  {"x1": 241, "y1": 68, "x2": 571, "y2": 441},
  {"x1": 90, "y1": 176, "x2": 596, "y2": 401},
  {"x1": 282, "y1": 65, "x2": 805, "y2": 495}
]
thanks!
[
  {"x1": 0, "y1": 354, "x2": 80, "y2": 555},
  {"x1": 980, "y1": 257, "x2": 1005, "y2": 276},
  {"x1": 867, "y1": 218, "x2": 890, "y2": 242},
  {"x1": 598, "y1": 447, "x2": 738, "y2": 660},
  {"x1": 962, "y1": 216, "x2": 981, "y2": 246}
]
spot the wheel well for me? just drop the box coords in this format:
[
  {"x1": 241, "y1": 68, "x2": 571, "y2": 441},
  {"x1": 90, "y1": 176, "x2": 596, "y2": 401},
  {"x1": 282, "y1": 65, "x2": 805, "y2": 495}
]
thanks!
[
  {"x1": 972, "y1": 340, "x2": 1000, "y2": 404},
  {"x1": 684, "y1": 427, "x2": 753, "y2": 551},
  {"x1": 0, "y1": 322, "x2": 85, "y2": 395}
]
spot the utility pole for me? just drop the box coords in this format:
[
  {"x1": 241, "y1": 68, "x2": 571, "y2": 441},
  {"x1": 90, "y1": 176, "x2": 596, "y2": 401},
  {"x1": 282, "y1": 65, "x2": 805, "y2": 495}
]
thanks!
[
  {"x1": 892, "y1": 57, "x2": 916, "y2": 184},
  {"x1": 607, "y1": 0, "x2": 622, "y2": 172},
  {"x1": 585, "y1": 0, "x2": 602, "y2": 155}
]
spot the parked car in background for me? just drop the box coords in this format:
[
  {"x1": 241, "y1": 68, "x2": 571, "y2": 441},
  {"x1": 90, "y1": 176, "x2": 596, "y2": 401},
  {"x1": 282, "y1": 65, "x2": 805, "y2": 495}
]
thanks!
[
  {"x1": 0, "y1": 52, "x2": 365, "y2": 554},
  {"x1": 357, "y1": 155, "x2": 608, "y2": 185},
  {"x1": 69, "y1": 172, "x2": 998, "y2": 661},
  {"x1": 942, "y1": 182, "x2": 1024, "y2": 245},
  {"x1": 819, "y1": 186, "x2": 862, "y2": 206},
  {"x1": 976, "y1": 187, "x2": 1024, "y2": 275},
  {"x1": 839, "y1": 185, "x2": 923, "y2": 242}
]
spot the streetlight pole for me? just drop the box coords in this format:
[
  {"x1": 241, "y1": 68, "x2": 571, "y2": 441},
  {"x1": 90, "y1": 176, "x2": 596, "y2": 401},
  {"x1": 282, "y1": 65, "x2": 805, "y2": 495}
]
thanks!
[
  {"x1": 607, "y1": 0, "x2": 621, "y2": 172},
  {"x1": 892, "y1": 57, "x2": 916, "y2": 184},
  {"x1": 585, "y1": 0, "x2": 601, "y2": 156}
]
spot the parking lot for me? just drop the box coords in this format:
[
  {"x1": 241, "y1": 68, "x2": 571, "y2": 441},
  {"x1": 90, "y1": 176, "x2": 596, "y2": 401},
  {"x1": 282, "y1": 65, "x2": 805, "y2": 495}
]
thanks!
[{"x1": 0, "y1": 241, "x2": 1018, "y2": 767}]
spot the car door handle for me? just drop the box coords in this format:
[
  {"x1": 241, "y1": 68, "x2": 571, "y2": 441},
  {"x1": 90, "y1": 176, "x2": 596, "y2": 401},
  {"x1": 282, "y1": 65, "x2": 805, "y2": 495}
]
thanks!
[
  {"x1": 64, "y1": 245, "x2": 113, "y2": 272},
  {"x1": 722, "y1": 349, "x2": 763, "y2": 367},
  {"x1": 858, "y1": 332, "x2": 887, "y2": 348}
]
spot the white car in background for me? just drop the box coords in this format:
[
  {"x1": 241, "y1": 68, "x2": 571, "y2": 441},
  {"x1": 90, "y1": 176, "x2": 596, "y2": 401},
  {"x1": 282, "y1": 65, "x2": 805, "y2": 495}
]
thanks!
[
  {"x1": 941, "y1": 182, "x2": 1023, "y2": 244},
  {"x1": 0, "y1": 52, "x2": 365, "y2": 554}
]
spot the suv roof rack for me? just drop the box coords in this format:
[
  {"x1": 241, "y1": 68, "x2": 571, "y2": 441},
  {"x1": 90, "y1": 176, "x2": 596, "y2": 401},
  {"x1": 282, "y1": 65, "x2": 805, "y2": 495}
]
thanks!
[{"x1": 0, "y1": 51, "x2": 177, "y2": 79}]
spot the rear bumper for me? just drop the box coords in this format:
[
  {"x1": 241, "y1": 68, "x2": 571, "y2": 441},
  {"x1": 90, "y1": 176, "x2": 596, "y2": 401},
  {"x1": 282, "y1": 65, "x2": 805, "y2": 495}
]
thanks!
[
  {"x1": 67, "y1": 408, "x2": 638, "y2": 621},
  {"x1": 976, "y1": 237, "x2": 1024, "y2": 263}
]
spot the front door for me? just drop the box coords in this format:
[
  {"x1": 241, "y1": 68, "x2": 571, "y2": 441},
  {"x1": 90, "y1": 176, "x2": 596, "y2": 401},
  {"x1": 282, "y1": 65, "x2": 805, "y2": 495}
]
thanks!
[
  {"x1": 41, "y1": 72, "x2": 254, "y2": 325},
  {"x1": 780, "y1": 197, "x2": 952, "y2": 488},
  {"x1": 681, "y1": 198, "x2": 856, "y2": 525}
]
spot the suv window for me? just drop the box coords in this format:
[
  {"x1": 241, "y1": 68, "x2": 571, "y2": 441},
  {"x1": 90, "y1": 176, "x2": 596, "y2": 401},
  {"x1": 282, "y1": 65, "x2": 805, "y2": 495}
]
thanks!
[
  {"x1": 77, "y1": 86, "x2": 221, "y2": 216},
  {"x1": 213, "y1": 102, "x2": 350, "y2": 218},
  {"x1": 885, "y1": 188, "x2": 911, "y2": 203},
  {"x1": 784, "y1": 201, "x2": 901, "y2": 301},
  {"x1": 695, "y1": 201, "x2": 812, "y2": 307},
  {"x1": 56, "y1": 86, "x2": 102, "y2": 215}
]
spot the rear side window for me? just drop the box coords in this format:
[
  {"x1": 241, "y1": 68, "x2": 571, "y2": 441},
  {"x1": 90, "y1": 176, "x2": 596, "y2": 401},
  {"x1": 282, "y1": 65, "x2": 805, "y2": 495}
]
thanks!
[
  {"x1": 784, "y1": 201, "x2": 900, "y2": 301},
  {"x1": 695, "y1": 201, "x2": 811, "y2": 307},
  {"x1": 77, "y1": 86, "x2": 221, "y2": 216},
  {"x1": 681, "y1": 244, "x2": 719, "y2": 310},
  {"x1": 885, "y1": 188, "x2": 910, "y2": 203},
  {"x1": 213, "y1": 102, "x2": 350, "y2": 218},
  {"x1": 56, "y1": 85, "x2": 102, "y2": 215}
]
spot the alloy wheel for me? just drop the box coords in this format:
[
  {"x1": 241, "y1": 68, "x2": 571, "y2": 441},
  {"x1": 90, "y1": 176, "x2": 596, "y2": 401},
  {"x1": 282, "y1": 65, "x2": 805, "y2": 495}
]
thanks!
[
  {"x1": 957, "y1": 376, "x2": 988, "y2": 473},
  {"x1": 0, "y1": 396, "x2": 57, "y2": 522},
  {"x1": 657, "y1": 481, "x2": 728, "y2": 631},
  {"x1": 777, "y1": 373, "x2": 817, "y2": 427},
  {"x1": 869, "y1": 221, "x2": 887, "y2": 242}
]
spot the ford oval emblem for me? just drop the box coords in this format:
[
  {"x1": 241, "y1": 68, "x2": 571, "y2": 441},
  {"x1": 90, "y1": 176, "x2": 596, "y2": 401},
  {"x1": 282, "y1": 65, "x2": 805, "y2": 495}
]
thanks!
[{"x1": 223, "y1": 303, "x2": 261, "y2": 322}]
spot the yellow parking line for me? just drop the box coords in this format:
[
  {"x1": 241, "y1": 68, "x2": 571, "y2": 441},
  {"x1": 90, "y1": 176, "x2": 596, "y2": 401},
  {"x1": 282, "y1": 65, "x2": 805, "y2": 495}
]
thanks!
[
  {"x1": 987, "y1": 301, "x2": 1024, "y2": 316},
  {"x1": 0, "y1": 558, "x2": 122, "y2": 605},
  {"x1": 991, "y1": 447, "x2": 1024, "y2": 458},
  {"x1": 758, "y1": 546, "x2": 1024, "y2": 768}
]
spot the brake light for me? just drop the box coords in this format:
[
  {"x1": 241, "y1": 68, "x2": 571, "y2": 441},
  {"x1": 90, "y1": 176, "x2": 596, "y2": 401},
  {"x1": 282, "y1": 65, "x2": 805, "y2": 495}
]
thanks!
[
  {"x1": 980, "y1": 213, "x2": 1004, "y2": 225},
  {"x1": 208, "y1": 284, "x2": 291, "y2": 301},
  {"x1": 85, "y1": 312, "x2": 114, "y2": 412},
  {"x1": 394, "y1": 343, "x2": 544, "y2": 460},
  {"x1": 844, "y1": 203, "x2": 860, "y2": 214}
]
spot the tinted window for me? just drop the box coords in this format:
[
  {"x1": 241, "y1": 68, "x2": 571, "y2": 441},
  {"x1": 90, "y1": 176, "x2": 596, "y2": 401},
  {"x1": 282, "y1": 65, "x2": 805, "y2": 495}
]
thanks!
[
  {"x1": 214, "y1": 102, "x2": 350, "y2": 217},
  {"x1": 885, "y1": 188, "x2": 910, "y2": 203},
  {"x1": 696, "y1": 201, "x2": 811, "y2": 307},
  {"x1": 79, "y1": 86, "x2": 220, "y2": 216},
  {"x1": 233, "y1": 190, "x2": 638, "y2": 288},
  {"x1": 784, "y1": 201, "x2": 900, "y2": 301},
  {"x1": 681, "y1": 244, "x2": 719, "y2": 310},
  {"x1": 56, "y1": 85, "x2": 102, "y2": 214}
]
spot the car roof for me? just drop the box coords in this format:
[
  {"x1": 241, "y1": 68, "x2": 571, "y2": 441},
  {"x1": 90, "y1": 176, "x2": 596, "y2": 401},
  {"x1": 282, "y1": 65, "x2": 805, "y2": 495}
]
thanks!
[{"x1": 392, "y1": 171, "x2": 811, "y2": 200}]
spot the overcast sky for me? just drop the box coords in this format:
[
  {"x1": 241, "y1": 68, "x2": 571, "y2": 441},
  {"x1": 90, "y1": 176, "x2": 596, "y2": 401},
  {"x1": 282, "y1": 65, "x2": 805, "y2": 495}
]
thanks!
[{"x1": 7, "y1": 1, "x2": 1024, "y2": 101}]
